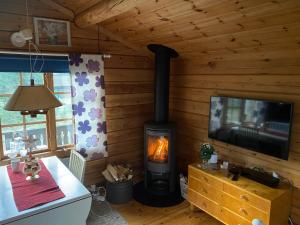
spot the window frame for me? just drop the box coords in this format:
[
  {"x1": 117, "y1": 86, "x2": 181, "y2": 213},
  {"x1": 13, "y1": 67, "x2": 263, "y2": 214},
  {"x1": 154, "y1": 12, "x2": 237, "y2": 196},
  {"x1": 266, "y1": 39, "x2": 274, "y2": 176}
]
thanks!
[
  {"x1": 0, "y1": 72, "x2": 74, "y2": 160},
  {"x1": 225, "y1": 99, "x2": 240, "y2": 124}
]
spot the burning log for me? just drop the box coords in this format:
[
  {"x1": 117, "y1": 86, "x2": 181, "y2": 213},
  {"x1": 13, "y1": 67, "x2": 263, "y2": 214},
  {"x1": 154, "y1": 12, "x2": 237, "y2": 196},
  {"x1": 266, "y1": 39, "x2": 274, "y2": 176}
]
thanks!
[
  {"x1": 147, "y1": 136, "x2": 169, "y2": 162},
  {"x1": 102, "y1": 163, "x2": 133, "y2": 183}
]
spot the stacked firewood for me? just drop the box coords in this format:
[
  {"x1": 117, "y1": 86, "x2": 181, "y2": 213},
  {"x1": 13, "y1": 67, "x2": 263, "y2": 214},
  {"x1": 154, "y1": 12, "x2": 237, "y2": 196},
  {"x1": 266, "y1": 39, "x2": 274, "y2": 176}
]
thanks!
[{"x1": 102, "y1": 164, "x2": 133, "y2": 183}]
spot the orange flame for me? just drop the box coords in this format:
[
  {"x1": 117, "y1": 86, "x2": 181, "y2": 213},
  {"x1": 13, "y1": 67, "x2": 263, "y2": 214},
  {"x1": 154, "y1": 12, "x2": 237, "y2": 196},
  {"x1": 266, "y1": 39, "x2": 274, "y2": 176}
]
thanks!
[{"x1": 147, "y1": 136, "x2": 169, "y2": 163}]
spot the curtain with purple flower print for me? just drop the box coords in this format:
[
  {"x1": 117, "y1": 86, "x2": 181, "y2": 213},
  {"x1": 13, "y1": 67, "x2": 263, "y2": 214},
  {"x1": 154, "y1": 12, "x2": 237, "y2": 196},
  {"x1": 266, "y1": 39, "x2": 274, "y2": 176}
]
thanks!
[{"x1": 68, "y1": 53, "x2": 107, "y2": 161}]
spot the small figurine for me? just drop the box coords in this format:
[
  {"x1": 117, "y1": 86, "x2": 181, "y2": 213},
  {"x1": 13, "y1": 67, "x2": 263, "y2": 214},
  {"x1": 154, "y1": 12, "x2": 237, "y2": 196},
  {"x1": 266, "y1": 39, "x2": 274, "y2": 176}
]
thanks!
[
  {"x1": 21, "y1": 134, "x2": 41, "y2": 181},
  {"x1": 23, "y1": 155, "x2": 41, "y2": 181}
]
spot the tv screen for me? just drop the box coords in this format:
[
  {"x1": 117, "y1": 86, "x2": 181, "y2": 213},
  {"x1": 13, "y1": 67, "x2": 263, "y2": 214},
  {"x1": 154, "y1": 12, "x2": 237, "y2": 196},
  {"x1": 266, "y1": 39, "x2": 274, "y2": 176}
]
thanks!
[{"x1": 208, "y1": 96, "x2": 293, "y2": 160}]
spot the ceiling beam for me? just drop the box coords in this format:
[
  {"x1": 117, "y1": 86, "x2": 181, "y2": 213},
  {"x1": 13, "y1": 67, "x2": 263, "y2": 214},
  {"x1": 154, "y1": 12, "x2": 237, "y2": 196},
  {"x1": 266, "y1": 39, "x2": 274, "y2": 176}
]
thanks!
[
  {"x1": 39, "y1": 0, "x2": 74, "y2": 19},
  {"x1": 75, "y1": 0, "x2": 145, "y2": 28}
]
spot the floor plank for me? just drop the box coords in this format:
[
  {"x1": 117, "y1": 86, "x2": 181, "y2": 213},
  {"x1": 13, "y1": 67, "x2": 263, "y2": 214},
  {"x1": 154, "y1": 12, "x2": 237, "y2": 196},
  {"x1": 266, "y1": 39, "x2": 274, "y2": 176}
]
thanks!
[{"x1": 112, "y1": 200, "x2": 223, "y2": 225}]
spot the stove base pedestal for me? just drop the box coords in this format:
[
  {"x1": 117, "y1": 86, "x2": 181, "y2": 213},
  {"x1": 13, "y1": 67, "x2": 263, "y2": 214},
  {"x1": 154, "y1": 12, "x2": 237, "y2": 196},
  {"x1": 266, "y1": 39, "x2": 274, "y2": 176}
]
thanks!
[{"x1": 133, "y1": 181, "x2": 184, "y2": 207}]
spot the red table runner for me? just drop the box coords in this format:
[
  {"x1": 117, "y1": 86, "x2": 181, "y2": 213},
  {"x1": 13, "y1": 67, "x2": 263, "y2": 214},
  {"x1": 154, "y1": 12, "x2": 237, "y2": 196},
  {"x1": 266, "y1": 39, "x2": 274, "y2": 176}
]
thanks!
[{"x1": 7, "y1": 160, "x2": 65, "y2": 211}]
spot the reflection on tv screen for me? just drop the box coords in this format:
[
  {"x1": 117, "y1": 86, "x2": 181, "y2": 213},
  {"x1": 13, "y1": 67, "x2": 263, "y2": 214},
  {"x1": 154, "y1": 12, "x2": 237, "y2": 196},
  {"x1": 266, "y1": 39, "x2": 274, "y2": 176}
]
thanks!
[{"x1": 208, "y1": 96, "x2": 293, "y2": 160}]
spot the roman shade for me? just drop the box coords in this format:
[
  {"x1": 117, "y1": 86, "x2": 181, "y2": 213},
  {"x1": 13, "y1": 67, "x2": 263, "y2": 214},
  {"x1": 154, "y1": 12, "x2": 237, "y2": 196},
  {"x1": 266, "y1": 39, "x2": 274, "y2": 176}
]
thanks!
[{"x1": 0, "y1": 54, "x2": 69, "y2": 73}]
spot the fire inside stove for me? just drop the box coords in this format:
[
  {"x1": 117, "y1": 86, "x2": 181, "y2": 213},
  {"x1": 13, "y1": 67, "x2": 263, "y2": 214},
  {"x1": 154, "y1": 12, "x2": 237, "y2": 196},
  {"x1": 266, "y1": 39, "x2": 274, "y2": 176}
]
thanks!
[{"x1": 147, "y1": 135, "x2": 169, "y2": 163}]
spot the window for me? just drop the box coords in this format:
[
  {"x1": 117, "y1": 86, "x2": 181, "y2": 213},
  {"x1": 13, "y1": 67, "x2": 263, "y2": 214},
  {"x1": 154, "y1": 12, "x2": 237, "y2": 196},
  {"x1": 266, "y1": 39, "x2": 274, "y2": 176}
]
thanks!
[
  {"x1": 0, "y1": 72, "x2": 74, "y2": 158},
  {"x1": 53, "y1": 73, "x2": 74, "y2": 147},
  {"x1": 226, "y1": 98, "x2": 242, "y2": 124}
]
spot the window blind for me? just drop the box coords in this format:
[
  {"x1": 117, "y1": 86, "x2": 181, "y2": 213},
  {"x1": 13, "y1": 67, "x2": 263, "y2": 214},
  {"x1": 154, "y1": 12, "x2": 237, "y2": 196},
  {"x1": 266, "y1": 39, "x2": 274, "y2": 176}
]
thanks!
[{"x1": 0, "y1": 54, "x2": 69, "y2": 73}]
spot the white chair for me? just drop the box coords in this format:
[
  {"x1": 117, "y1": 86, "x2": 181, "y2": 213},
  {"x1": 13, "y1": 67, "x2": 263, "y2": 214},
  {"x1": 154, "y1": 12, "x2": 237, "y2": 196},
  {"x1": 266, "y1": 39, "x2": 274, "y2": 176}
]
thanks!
[{"x1": 69, "y1": 150, "x2": 86, "y2": 183}]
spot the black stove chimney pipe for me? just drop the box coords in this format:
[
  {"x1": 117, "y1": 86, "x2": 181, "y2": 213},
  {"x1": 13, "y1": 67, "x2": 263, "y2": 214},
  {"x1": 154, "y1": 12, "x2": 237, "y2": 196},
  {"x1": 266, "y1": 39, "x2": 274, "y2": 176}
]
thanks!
[{"x1": 148, "y1": 44, "x2": 179, "y2": 123}]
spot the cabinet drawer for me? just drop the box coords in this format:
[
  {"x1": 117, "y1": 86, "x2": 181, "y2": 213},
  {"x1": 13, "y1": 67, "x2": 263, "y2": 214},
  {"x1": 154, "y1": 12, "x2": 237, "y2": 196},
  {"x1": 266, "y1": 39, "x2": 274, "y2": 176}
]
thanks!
[
  {"x1": 223, "y1": 183, "x2": 270, "y2": 212},
  {"x1": 189, "y1": 166, "x2": 223, "y2": 189},
  {"x1": 221, "y1": 192, "x2": 269, "y2": 224},
  {"x1": 189, "y1": 176, "x2": 221, "y2": 203},
  {"x1": 188, "y1": 188, "x2": 220, "y2": 219},
  {"x1": 221, "y1": 207, "x2": 252, "y2": 225}
]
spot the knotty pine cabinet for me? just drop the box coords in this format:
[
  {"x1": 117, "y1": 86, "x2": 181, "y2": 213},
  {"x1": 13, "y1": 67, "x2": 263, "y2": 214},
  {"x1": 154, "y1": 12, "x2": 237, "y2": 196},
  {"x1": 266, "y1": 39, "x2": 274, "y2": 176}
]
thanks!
[{"x1": 188, "y1": 164, "x2": 292, "y2": 225}]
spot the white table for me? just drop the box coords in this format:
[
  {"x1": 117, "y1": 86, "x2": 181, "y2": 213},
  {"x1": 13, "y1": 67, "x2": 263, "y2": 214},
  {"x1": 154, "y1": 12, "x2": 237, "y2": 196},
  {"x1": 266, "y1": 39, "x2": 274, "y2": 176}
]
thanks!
[{"x1": 0, "y1": 156, "x2": 92, "y2": 225}]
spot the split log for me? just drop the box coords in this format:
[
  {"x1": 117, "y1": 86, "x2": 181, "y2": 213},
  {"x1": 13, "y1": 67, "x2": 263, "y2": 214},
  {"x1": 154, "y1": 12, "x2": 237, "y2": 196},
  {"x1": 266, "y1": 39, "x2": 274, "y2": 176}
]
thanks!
[
  {"x1": 107, "y1": 164, "x2": 119, "y2": 181},
  {"x1": 102, "y1": 169, "x2": 115, "y2": 183},
  {"x1": 103, "y1": 163, "x2": 133, "y2": 183}
]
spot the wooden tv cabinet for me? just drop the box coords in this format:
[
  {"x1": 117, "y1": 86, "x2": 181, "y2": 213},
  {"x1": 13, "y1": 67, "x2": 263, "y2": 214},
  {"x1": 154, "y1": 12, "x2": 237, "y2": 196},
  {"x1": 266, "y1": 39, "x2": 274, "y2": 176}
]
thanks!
[{"x1": 188, "y1": 164, "x2": 292, "y2": 225}]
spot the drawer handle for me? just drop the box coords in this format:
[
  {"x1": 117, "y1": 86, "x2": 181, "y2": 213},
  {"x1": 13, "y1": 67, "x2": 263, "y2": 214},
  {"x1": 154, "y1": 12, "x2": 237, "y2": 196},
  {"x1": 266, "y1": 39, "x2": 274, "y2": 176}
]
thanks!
[
  {"x1": 240, "y1": 194, "x2": 249, "y2": 201},
  {"x1": 202, "y1": 188, "x2": 208, "y2": 194},
  {"x1": 202, "y1": 202, "x2": 207, "y2": 208},
  {"x1": 203, "y1": 177, "x2": 208, "y2": 182},
  {"x1": 239, "y1": 208, "x2": 248, "y2": 215}
]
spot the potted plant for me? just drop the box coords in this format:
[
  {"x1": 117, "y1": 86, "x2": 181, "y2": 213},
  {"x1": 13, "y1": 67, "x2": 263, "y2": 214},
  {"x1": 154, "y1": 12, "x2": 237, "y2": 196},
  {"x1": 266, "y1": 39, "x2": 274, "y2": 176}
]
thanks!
[{"x1": 200, "y1": 143, "x2": 217, "y2": 168}]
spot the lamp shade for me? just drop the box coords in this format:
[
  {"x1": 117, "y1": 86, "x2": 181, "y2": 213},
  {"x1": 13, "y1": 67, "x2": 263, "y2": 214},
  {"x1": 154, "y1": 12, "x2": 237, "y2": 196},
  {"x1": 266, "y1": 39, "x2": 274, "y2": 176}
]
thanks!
[{"x1": 5, "y1": 85, "x2": 62, "y2": 114}]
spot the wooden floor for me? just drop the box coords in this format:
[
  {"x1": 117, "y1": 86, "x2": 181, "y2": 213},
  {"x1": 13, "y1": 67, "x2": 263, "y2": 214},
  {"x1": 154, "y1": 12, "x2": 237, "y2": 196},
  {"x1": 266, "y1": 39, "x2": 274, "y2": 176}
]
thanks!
[{"x1": 112, "y1": 200, "x2": 223, "y2": 225}]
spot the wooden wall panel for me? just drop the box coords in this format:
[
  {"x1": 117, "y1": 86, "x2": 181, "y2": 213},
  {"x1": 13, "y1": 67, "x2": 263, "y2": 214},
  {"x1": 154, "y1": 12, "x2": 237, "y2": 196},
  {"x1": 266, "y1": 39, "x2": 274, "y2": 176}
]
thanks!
[
  {"x1": 4, "y1": 0, "x2": 299, "y2": 221},
  {"x1": 98, "y1": 1, "x2": 297, "y2": 222},
  {"x1": 0, "y1": 0, "x2": 139, "y2": 56},
  {"x1": 169, "y1": 49, "x2": 300, "y2": 225},
  {"x1": 85, "y1": 60, "x2": 153, "y2": 185},
  {"x1": 46, "y1": 0, "x2": 300, "y2": 222},
  {"x1": 0, "y1": 0, "x2": 154, "y2": 186},
  {"x1": 169, "y1": 46, "x2": 300, "y2": 222}
]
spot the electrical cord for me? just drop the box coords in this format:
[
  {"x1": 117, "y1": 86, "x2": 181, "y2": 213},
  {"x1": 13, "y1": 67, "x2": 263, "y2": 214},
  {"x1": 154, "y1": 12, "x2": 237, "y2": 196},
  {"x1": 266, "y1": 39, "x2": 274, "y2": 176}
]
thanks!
[
  {"x1": 251, "y1": 167, "x2": 296, "y2": 225},
  {"x1": 26, "y1": 0, "x2": 45, "y2": 78},
  {"x1": 25, "y1": 0, "x2": 29, "y2": 28},
  {"x1": 30, "y1": 41, "x2": 44, "y2": 73}
]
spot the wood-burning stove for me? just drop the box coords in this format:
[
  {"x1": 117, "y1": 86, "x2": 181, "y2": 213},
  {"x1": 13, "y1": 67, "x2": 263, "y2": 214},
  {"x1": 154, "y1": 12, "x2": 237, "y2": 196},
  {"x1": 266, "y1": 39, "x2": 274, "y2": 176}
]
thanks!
[
  {"x1": 133, "y1": 44, "x2": 182, "y2": 207},
  {"x1": 143, "y1": 44, "x2": 178, "y2": 195}
]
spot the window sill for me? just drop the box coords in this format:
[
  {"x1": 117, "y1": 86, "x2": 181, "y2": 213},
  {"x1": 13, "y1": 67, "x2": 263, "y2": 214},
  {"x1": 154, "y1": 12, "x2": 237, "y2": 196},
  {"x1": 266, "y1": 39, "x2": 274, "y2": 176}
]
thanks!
[{"x1": 0, "y1": 146, "x2": 74, "y2": 165}]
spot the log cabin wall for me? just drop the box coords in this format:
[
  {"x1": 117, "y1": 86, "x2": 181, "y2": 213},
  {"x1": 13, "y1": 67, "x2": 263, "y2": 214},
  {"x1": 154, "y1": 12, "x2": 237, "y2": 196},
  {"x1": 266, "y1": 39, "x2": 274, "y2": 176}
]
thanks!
[
  {"x1": 0, "y1": 0, "x2": 154, "y2": 186},
  {"x1": 166, "y1": 5, "x2": 300, "y2": 225},
  {"x1": 170, "y1": 57, "x2": 300, "y2": 224},
  {"x1": 1, "y1": 0, "x2": 300, "y2": 222},
  {"x1": 96, "y1": 0, "x2": 300, "y2": 223}
]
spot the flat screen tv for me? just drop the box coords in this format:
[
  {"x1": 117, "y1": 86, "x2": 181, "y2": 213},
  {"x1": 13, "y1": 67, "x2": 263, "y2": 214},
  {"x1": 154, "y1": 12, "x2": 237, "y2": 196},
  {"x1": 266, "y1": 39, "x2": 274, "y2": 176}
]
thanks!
[{"x1": 208, "y1": 96, "x2": 293, "y2": 160}]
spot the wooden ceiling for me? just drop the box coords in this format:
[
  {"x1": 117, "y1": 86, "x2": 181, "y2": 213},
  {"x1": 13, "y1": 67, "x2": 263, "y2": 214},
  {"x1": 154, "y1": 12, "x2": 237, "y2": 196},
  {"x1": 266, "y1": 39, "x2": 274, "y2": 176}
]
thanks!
[
  {"x1": 51, "y1": 0, "x2": 103, "y2": 14},
  {"x1": 101, "y1": 1, "x2": 300, "y2": 45},
  {"x1": 47, "y1": 0, "x2": 300, "y2": 59}
]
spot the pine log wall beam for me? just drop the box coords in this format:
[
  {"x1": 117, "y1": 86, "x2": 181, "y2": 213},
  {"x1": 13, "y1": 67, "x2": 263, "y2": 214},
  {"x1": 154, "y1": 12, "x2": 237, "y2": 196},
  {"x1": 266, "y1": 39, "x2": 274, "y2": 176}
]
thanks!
[
  {"x1": 74, "y1": 0, "x2": 146, "y2": 28},
  {"x1": 39, "y1": 0, "x2": 74, "y2": 19},
  {"x1": 39, "y1": 0, "x2": 151, "y2": 57}
]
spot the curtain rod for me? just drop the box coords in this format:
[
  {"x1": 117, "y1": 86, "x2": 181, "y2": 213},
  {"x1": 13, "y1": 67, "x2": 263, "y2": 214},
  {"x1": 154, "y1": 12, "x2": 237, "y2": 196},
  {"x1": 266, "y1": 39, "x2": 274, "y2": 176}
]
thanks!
[{"x1": 0, "y1": 50, "x2": 112, "y2": 59}]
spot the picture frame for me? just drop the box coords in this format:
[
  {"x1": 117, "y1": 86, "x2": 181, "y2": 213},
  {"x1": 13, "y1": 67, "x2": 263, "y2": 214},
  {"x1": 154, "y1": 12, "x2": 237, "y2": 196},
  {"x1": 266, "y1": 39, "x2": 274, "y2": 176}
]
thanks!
[{"x1": 33, "y1": 17, "x2": 71, "y2": 47}]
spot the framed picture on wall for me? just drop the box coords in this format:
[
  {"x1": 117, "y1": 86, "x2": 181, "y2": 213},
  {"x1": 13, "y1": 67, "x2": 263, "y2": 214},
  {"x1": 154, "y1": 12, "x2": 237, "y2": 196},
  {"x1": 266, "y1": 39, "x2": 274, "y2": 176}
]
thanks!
[{"x1": 33, "y1": 17, "x2": 71, "y2": 47}]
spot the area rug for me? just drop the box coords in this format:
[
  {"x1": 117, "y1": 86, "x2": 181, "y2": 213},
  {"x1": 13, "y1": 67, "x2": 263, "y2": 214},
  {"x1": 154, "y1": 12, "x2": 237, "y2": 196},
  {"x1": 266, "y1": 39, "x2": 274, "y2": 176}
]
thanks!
[{"x1": 87, "y1": 200, "x2": 128, "y2": 225}]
